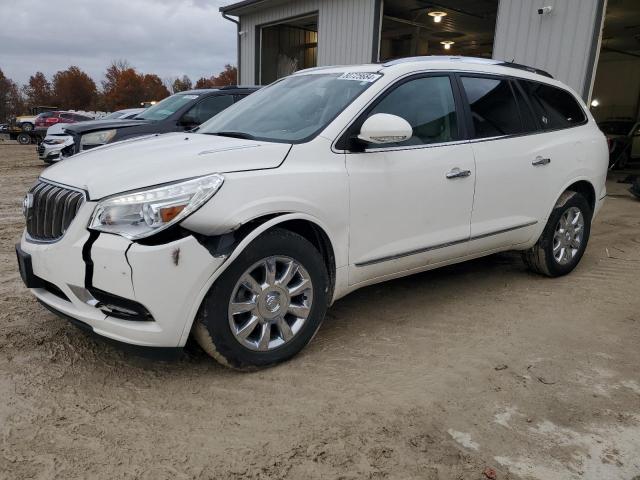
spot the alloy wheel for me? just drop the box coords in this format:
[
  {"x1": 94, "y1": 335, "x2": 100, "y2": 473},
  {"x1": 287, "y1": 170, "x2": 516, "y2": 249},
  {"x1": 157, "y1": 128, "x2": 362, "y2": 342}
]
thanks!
[
  {"x1": 552, "y1": 206, "x2": 584, "y2": 265},
  {"x1": 228, "y1": 256, "x2": 313, "y2": 351}
]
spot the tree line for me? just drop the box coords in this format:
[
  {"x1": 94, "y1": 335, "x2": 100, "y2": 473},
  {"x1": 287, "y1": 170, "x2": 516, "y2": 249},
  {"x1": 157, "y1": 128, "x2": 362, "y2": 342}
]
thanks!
[{"x1": 0, "y1": 62, "x2": 237, "y2": 121}]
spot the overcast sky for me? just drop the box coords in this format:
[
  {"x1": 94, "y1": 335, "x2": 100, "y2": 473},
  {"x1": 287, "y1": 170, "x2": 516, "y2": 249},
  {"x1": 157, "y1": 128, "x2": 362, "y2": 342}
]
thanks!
[{"x1": 0, "y1": 0, "x2": 237, "y2": 87}]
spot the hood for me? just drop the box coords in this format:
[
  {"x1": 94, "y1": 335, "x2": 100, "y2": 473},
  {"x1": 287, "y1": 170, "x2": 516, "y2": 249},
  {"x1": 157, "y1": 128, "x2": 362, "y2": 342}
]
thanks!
[
  {"x1": 41, "y1": 132, "x2": 291, "y2": 199},
  {"x1": 46, "y1": 123, "x2": 69, "y2": 136},
  {"x1": 65, "y1": 118, "x2": 151, "y2": 133}
]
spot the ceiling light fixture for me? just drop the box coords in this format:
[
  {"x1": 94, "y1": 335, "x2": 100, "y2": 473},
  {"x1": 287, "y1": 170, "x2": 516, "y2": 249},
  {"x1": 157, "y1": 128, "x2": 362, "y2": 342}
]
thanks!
[
  {"x1": 590, "y1": 99, "x2": 600, "y2": 107},
  {"x1": 428, "y1": 11, "x2": 447, "y2": 23},
  {"x1": 441, "y1": 40, "x2": 455, "y2": 50}
]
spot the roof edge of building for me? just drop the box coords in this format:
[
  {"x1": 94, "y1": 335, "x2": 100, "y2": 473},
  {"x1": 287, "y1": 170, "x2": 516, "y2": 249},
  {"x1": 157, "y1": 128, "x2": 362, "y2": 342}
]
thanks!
[{"x1": 219, "y1": 0, "x2": 268, "y2": 14}]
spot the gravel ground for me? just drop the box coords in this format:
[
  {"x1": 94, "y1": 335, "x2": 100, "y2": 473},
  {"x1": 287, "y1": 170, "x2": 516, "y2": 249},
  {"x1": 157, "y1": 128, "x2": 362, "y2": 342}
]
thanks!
[{"x1": 1, "y1": 140, "x2": 639, "y2": 480}]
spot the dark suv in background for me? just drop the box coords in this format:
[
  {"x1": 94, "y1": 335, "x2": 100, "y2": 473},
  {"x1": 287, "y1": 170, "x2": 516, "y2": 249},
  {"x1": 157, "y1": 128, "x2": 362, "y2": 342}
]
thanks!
[{"x1": 62, "y1": 86, "x2": 259, "y2": 157}]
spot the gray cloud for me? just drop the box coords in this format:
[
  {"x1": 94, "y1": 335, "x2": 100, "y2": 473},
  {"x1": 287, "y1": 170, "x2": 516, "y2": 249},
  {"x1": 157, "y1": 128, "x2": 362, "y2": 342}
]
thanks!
[{"x1": 0, "y1": 0, "x2": 237, "y2": 87}]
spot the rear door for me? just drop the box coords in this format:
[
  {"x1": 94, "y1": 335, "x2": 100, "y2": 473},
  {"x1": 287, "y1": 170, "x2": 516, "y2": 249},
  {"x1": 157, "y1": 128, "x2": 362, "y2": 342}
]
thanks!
[
  {"x1": 345, "y1": 74, "x2": 476, "y2": 286},
  {"x1": 459, "y1": 75, "x2": 554, "y2": 253},
  {"x1": 462, "y1": 75, "x2": 589, "y2": 253}
]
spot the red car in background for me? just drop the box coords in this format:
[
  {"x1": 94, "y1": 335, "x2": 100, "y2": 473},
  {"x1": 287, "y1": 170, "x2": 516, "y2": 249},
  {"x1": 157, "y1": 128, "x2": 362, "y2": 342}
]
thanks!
[{"x1": 34, "y1": 111, "x2": 94, "y2": 130}]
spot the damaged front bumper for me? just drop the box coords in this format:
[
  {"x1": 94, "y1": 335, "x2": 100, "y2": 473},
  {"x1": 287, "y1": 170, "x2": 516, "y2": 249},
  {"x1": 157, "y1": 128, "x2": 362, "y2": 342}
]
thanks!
[{"x1": 18, "y1": 202, "x2": 226, "y2": 348}]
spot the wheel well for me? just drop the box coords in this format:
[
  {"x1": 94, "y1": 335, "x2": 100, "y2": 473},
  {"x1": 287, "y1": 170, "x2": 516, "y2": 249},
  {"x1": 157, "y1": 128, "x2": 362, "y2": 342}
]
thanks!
[
  {"x1": 565, "y1": 181, "x2": 596, "y2": 212},
  {"x1": 273, "y1": 219, "x2": 336, "y2": 301}
]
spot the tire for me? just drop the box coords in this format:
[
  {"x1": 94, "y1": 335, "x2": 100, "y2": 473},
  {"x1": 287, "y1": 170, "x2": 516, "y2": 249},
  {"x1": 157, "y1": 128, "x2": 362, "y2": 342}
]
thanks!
[
  {"x1": 522, "y1": 191, "x2": 592, "y2": 277},
  {"x1": 193, "y1": 228, "x2": 329, "y2": 370},
  {"x1": 16, "y1": 133, "x2": 31, "y2": 145},
  {"x1": 21, "y1": 122, "x2": 34, "y2": 132}
]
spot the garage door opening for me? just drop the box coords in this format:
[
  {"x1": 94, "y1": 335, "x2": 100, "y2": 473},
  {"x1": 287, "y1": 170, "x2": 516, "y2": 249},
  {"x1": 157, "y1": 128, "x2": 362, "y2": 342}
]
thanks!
[
  {"x1": 590, "y1": 0, "x2": 640, "y2": 168},
  {"x1": 259, "y1": 14, "x2": 318, "y2": 84},
  {"x1": 378, "y1": 0, "x2": 499, "y2": 62}
]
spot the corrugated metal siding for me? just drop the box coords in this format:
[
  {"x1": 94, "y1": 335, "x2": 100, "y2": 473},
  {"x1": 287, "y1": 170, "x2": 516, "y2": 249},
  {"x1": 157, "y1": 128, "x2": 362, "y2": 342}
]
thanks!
[
  {"x1": 318, "y1": 0, "x2": 377, "y2": 66},
  {"x1": 493, "y1": 0, "x2": 604, "y2": 99},
  {"x1": 238, "y1": 0, "x2": 376, "y2": 84}
]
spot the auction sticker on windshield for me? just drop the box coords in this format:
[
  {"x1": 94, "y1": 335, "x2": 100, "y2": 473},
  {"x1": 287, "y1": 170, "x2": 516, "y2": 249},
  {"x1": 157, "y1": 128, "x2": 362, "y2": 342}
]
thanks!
[{"x1": 337, "y1": 72, "x2": 381, "y2": 83}]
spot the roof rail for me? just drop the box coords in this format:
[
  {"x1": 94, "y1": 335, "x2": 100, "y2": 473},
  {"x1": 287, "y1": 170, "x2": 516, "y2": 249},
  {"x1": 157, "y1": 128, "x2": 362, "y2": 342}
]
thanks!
[
  {"x1": 382, "y1": 56, "x2": 501, "y2": 67},
  {"x1": 380, "y1": 55, "x2": 554, "y2": 79},
  {"x1": 219, "y1": 84, "x2": 262, "y2": 90},
  {"x1": 497, "y1": 61, "x2": 554, "y2": 79}
]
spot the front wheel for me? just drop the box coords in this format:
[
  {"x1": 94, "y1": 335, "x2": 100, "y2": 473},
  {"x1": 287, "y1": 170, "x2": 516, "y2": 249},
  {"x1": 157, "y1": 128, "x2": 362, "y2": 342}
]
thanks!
[
  {"x1": 193, "y1": 228, "x2": 329, "y2": 370},
  {"x1": 522, "y1": 191, "x2": 592, "y2": 277},
  {"x1": 21, "y1": 122, "x2": 34, "y2": 132}
]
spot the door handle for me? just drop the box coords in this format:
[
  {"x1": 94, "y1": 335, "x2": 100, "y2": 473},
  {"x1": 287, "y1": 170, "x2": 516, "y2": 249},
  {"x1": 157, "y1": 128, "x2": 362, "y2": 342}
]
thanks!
[
  {"x1": 446, "y1": 167, "x2": 472, "y2": 179},
  {"x1": 532, "y1": 156, "x2": 551, "y2": 166}
]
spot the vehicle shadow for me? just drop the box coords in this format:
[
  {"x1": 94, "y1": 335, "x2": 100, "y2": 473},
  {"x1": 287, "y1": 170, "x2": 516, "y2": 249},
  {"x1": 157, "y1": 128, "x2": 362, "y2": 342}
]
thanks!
[{"x1": 71, "y1": 250, "x2": 529, "y2": 374}]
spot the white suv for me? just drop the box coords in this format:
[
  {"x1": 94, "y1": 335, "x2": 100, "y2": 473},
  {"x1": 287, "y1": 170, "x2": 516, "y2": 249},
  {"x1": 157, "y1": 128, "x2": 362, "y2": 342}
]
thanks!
[{"x1": 17, "y1": 57, "x2": 608, "y2": 369}]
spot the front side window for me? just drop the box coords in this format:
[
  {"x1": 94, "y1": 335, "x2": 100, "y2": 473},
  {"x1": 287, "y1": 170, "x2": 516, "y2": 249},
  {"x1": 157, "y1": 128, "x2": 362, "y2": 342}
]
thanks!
[
  {"x1": 461, "y1": 76, "x2": 523, "y2": 138},
  {"x1": 185, "y1": 95, "x2": 234, "y2": 125},
  {"x1": 365, "y1": 75, "x2": 458, "y2": 146},
  {"x1": 198, "y1": 73, "x2": 380, "y2": 143},
  {"x1": 520, "y1": 80, "x2": 586, "y2": 130}
]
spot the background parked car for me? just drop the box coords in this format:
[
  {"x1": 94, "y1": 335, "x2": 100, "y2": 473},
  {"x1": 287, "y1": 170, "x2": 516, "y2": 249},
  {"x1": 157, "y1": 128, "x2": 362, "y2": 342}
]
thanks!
[
  {"x1": 100, "y1": 108, "x2": 146, "y2": 120},
  {"x1": 38, "y1": 108, "x2": 143, "y2": 163},
  {"x1": 62, "y1": 86, "x2": 259, "y2": 157},
  {"x1": 598, "y1": 118, "x2": 640, "y2": 169},
  {"x1": 11, "y1": 105, "x2": 59, "y2": 132},
  {"x1": 35, "y1": 111, "x2": 94, "y2": 131}
]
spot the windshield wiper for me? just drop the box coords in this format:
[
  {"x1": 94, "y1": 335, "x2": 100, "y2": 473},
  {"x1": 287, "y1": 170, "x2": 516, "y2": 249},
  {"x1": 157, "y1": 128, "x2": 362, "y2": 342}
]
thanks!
[{"x1": 208, "y1": 131, "x2": 255, "y2": 140}]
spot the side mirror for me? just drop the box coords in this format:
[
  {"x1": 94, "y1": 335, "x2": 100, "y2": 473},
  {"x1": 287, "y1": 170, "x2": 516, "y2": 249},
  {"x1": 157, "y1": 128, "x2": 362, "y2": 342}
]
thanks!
[
  {"x1": 357, "y1": 113, "x2": 413, "y2": 145},
  {"x1": 179, "y1": 114, "x2": 199, "y2": 129}
]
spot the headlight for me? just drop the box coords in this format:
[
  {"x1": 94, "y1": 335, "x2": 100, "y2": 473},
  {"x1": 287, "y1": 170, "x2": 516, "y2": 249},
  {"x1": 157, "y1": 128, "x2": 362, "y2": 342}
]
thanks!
[
  {"x1": 89, "y1": 174, "x2": 224, "y2": 240},
  {"x1": 44, "y1": 138, "x2": 66, "y2": 145},
  {"x1": 81, "y1": 129, "x2": 117, "y2": 150}
]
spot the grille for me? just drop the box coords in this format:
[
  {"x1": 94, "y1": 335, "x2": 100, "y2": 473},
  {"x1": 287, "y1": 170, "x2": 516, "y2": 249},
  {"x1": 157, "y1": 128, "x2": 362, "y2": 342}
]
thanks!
[
  {"x1": 26, "y1": 180, "x2": 85, "y2": 242},
  {"x1": 37, "y1": 144, "x2": 45, "y2": 155}
]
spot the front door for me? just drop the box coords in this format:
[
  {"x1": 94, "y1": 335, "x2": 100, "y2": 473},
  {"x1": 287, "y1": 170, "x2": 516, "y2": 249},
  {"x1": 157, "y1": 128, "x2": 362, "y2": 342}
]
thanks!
[{"x1": 345, "y1": 74, "x2": 476, "y2": 286}]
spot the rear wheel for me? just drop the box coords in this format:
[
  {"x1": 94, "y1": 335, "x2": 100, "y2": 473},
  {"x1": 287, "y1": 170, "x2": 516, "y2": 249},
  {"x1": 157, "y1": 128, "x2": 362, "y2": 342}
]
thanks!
[
  {"x1": 20, "y1": 122, "x2": 33, "y2": 132},
  {"x1": 522, "y1": 191, "x2": 592, "y2": 277},
  {"x1": 16, "y1": 133, "x2": 31, "y2": 145},
  {"x1": 193, "y1": 228, "x2": 329, "y2": 370}
]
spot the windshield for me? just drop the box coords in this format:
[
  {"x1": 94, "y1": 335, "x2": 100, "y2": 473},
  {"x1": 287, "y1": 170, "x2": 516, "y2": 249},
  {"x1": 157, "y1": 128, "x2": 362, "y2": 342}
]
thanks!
[
  {"x1": 134, "y1": 94, "x2": 199, "y2": 121},
  {"x1": 103, "y1": 110, "x2": 126, "y2": 119},
  {"x1": 198, "y1": 72, "x2": 381, "y2": 143},
  {"x1": 599, "y1": 121, "x2": 633, "y2": 135}
]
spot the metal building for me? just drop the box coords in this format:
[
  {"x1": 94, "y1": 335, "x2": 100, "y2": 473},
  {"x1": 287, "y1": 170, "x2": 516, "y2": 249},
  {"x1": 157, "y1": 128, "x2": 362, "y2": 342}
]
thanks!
[{"x1": 220, "y1": 0, "x2": 638, "y2": 113}]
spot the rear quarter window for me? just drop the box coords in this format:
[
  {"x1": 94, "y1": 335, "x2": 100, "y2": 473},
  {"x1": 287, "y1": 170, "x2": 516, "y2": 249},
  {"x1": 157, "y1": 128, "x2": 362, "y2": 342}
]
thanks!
[{"x1": 520, "y1": 80, "x2": 586, "y2": 130}]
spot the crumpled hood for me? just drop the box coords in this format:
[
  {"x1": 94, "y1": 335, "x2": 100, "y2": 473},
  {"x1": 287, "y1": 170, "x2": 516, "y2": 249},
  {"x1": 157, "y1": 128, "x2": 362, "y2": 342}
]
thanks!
[
  {"x1": 64, "y1": 118, "x2": 150, "y2": 133},
  {"x1": 42, "y1": 132, "x2": 292, "y2": 199}
]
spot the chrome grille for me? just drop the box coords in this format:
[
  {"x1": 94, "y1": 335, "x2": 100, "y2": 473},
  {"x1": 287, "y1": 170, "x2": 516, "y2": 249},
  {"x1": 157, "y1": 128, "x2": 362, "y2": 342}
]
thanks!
[{"x1": 26, "y1": 180, "x2": 85, "y2": 242}]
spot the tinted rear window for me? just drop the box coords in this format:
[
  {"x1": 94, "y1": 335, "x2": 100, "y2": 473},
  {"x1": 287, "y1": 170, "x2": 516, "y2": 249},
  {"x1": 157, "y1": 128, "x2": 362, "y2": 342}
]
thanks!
[
  {"x1": 461, "y1": 76, "x2": 523, "y2": 138},
  {"x1": 520, "y1": 81, "x2": 586, "y2": 130}
]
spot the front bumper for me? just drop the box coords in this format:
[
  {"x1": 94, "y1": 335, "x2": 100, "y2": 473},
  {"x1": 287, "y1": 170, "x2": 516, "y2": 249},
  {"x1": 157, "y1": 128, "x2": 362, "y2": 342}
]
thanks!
[
  {"x1": 39, "y1": 138, "x2": 74, "y2": 162},
  {"x1": 18, "y1": 203, "x2": 225, "y2": 347}
]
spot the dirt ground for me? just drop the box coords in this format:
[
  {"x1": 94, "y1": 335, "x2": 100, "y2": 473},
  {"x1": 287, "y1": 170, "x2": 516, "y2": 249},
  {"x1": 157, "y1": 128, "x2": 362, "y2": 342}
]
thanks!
[{"x1": 0, "y1": 139, "x2": 639, "y2": 480}]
